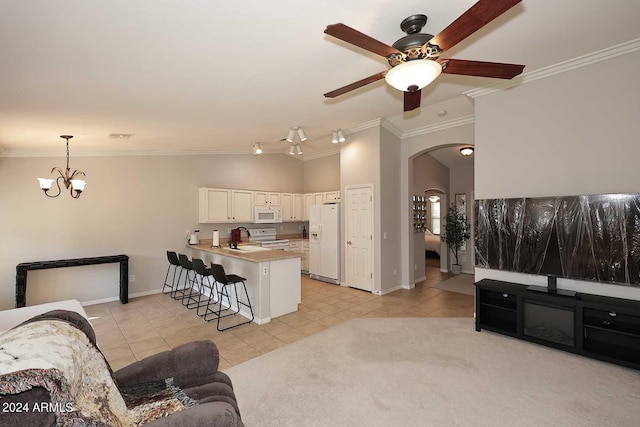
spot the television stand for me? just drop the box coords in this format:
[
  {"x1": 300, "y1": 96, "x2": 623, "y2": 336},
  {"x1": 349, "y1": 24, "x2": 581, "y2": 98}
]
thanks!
[
  {"x1": 476, "y1": 279, "x2": 640, "y2": 370},
  {"x1": 526, "y1": 285, "x2": 578, "y2": 298}
]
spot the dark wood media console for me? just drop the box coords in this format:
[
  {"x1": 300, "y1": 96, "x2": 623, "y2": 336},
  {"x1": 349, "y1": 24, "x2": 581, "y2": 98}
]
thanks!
[{"x1": 475, "y1": 279, "x2": 640, "y2": 370}]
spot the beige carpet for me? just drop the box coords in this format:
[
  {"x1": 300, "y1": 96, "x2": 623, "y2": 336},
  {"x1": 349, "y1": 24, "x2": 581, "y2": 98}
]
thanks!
[
  {"x1": 226, "y1": 318, "x2": 640, "y2": 427},
  {"x1": 432, "y1": 273, "x2": 475, "y2": 295}
]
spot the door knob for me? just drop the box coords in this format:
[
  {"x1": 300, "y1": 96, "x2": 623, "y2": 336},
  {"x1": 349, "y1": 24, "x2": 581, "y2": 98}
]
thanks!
[{"x1": 347, "y1": 241, "x2": 352, "y2": 245}]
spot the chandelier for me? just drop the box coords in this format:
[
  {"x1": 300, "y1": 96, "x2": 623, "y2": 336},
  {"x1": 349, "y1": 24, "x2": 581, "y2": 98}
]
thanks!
[{"x1": 37, "y1": 135, "x2": 86, "y2": 199}]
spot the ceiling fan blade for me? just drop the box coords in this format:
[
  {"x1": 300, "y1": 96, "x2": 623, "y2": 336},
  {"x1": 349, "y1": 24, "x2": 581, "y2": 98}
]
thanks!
[
  {"x1": 440, "y1": 58, "x2": 524, "y2": 79},
  {"x1": 325, "y1": 23, "x2": 402, "y2": 58},
  {"x1": 324, "y1": 71, "x2": 386, "y2": 98},
  {"x1": 429, "y1": 0, "x2": 522, "y2": 52},
  {"x1": 404, "y1": 90, "x2": 422, "y2": 112}
]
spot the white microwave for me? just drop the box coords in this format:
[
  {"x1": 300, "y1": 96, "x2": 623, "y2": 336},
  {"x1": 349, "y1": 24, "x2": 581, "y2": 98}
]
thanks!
[{"x1": 254, "y1": 205, "x2": 282, "y2": 223}]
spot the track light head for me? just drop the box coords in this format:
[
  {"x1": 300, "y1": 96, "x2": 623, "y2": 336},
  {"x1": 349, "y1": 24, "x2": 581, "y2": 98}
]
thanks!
[{"x1": 297, "y1": 127, "x2": 307, "y2": 142}]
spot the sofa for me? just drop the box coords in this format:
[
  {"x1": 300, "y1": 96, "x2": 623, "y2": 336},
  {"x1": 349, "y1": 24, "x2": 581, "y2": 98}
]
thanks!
[{"x1": 0, "y1": 309, "x2": 244, "y2": 426}]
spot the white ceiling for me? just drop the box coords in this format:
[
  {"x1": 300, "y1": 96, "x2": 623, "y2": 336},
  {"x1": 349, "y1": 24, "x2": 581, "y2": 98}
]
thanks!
[{"x1": 1, "y1": 1, "x2": 639, "y2": 159}]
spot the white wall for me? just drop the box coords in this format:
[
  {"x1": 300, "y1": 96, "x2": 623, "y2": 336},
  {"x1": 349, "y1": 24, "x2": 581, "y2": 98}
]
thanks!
[
  {"x1": 474, "y1": 49, "x2": 640, "y2": 300},
  {"x1": 304, "y1": 154, "x2": 340, "y2": 192},
  {"x1": 0, "y1": 153, "x2": 307, "y2": 309},
  {"x1": 379, "y1": 126, "x2": 402, "y2": 293}
]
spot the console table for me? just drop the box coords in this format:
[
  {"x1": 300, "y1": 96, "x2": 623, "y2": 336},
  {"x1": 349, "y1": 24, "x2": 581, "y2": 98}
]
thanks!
[
  {"x1": 475, "y1": 279, "x2": 640, "y2": 370},
  {"x1": 15, "y1": 255, "x2": 129, "y2": 308}
]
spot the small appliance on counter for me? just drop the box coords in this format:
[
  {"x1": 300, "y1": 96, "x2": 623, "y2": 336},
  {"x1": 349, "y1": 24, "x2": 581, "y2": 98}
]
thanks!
[
  {"x1": 188, "y1": 229, "x2": 200, "y2": 245},
  {"x1": 229, "y1": 227, "x2": 250, "y2": 249}
]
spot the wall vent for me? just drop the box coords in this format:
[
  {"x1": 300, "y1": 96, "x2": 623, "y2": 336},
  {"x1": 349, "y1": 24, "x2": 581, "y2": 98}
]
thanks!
[{"x1": 108, "y1": 133, "x2": 135, "y2": 139}]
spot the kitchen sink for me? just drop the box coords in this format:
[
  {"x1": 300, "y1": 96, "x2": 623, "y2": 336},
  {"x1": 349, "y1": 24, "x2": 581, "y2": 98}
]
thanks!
[{"x1": 225, "y1": 245, "x2": 271, "y2": 252}]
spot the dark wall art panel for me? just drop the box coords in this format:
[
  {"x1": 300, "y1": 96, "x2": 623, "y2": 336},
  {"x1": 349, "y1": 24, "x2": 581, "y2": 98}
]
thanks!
[{"x1": 475, "y1": 194, "x2": 640, "y2": 286}]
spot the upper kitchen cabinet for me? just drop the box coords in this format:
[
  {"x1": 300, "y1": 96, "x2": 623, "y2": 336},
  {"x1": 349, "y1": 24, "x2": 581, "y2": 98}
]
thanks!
[
  {"x1": 254, "y1": 191, "x2": 281, "y2": 206},
  {"x1": 303, "y1": 193, "x2": 324, "y2": 220},
  {"x1": 231, "y1": 189, "x2": 254, "y2": 221},
  {"x1": 199, "y1": 187, "x2": 253, "y2": 223},
  {"x1": 282, "y1": 193, "x2": 303, "y2": 221}
]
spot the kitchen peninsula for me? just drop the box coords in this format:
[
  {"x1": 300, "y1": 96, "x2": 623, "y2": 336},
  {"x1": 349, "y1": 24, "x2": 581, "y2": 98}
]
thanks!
[{"x1": 187, "y1": 241, "x2": 301, "y2": 324}]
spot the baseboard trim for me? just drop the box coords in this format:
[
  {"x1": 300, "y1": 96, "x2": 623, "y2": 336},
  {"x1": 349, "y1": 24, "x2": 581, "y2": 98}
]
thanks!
[{"x1": 82, "y1": 288, "x2": 163, "y2": 306}]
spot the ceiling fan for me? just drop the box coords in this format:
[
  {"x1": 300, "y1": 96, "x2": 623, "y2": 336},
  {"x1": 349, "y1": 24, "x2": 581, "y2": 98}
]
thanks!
[{"x1": 323, "y1": 0, "x2": 525, "y2": 112}]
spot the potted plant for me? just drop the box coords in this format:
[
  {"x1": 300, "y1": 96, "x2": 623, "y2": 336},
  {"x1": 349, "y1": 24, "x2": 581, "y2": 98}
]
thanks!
[{"x1": 441, "y1": 203, "x2": 471, "y2": 274}]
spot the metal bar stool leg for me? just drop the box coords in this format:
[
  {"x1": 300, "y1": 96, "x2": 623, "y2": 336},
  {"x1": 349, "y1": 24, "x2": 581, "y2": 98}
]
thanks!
[{"x1": 162, "y1": 251, "x2": 181, "y2": 295}]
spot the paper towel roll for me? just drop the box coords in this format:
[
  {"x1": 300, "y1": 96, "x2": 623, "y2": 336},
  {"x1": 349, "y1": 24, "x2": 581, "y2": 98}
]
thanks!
[{"x1": 212, "y1": 229, "x2": 220, "y2": 247}]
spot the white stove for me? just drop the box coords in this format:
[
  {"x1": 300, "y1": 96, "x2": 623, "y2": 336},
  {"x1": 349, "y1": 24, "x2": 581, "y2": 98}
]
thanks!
[{"x1": 249, "y1": 228, "x2": 290, "y2": 249}]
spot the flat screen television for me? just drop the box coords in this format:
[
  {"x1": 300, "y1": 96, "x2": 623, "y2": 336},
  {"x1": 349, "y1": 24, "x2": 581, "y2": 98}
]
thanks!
[{"x1": 475, "y1": 193, "x2": 640, "y2": 287}]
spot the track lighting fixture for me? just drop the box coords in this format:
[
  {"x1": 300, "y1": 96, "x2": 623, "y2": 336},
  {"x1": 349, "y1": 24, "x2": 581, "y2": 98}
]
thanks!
[
  {"x1": 286, "y1": 128, "x2": 296, "y2": 143},
  {"x1": 288, "y1": 142, "x2": 303, "y2": 155},
  {"x1": 331, "y1": 129, "x2": 346, "y2": 144},
  {"x1": 253, "y1": 143, "x2": 262, "y2": 155},
  {"x1": 297, "y1": 127, "x2": 307, "y2": 142},
  {"x1": 286, "y1": 126, "x2": 307, "y2": 143}
]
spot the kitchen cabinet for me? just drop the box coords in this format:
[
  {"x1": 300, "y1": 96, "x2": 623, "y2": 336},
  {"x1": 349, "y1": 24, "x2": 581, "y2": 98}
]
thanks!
[
  {"x1": 199, "y1": 188, "x2": 231, "y2": 222},
  {"x1": 303, "y1": 192, "x2": 324, "y2": 220},
  {"x1": 231, "y1": 190, "x2": 254, "y2": 221},
  {"x1": 282, "y1": 193, "x2": 303, "y2": 221},
  {"x1": 288, "y1": 239, "x2": 309, "y2": 273},
  {"x1": 199, "y1": 188, "x2": 253, "y2": 223},
  {"x1": 323, "y1": 191, "x2": 341, "y2": 203},
  {"x1": 254, "y1": 191, "x2": 281, "y2": 206}
]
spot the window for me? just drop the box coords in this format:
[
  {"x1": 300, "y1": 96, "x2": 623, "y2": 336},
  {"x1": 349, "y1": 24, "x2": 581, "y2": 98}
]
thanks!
[{"x1": 431, "y1": 200, "x2": 441, "y2": 235}]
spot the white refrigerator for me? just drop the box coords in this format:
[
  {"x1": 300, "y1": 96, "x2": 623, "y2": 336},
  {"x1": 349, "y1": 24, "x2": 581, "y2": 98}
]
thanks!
[{"x1": 309, "y1": 204, "x2": 340, "y2": 284}]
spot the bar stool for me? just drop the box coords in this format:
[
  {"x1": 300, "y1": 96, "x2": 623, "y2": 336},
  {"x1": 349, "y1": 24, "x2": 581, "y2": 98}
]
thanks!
[
  {"x1": 162, "y1": 251, "x2": 182, "y2": 295},
  {"x1": 204, "y1": 263, "x2": 254, "y2": 331},
  {"x1": 173, "y1": 254, "x2": 195, "y2": 301},
  {"x1": 188, "y1": 258, "x2": 217, "y2": 315}
]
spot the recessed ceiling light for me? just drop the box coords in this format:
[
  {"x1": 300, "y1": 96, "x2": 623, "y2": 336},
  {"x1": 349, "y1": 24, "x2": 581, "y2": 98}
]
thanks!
[{"x1": 437, "y1": 110, "x2": 447, "y2": 117}]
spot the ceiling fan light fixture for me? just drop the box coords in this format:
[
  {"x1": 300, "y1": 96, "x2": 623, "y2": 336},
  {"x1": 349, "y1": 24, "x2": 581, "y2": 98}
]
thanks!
[
  {"x1": 331, "y1": 131, "x2": 339, "y2": 144},
  {"x1": 289, "y1": 144, "x2": 296, "y2": 155},
  {"x1": 295, "y1": 144, "x2": 303, "y2": 155},
  {"x1": 460, "y1": 147, "x2": 474, "y2": 156},
  {"x1": 337, "y1": 129, "x2": 346, "y2": 143},
  {"x1": 384, "y1": 59, "x2": 442, "y2": 92},
  {"x1": 253, "y1": 143, "x2": 263, "y2": 155}
]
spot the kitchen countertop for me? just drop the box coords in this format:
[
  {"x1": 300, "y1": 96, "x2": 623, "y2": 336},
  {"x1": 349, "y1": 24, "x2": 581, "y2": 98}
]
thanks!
[{"x1": 187, "y1": 241, "x2": 301, "y2": 263}]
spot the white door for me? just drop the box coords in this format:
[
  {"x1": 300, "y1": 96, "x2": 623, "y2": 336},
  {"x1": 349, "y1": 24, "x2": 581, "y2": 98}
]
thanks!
[{"x1": 345, "y1": 185, "x2": 373, "y2": 291}]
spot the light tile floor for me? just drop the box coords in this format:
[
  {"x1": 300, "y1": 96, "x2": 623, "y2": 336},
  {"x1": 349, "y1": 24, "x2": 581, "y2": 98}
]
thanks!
[{"x1": 87, "y1": 264, "x2": 473, "y2": 372}]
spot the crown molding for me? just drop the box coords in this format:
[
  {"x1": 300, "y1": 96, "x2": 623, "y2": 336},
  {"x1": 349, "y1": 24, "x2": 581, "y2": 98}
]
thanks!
[
  {"x1": 465, "y1": 38, "x2": 640, "y2": 99},
  {"x1": 401, "y1": 115, "x2": 474, "y2": 139}
]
